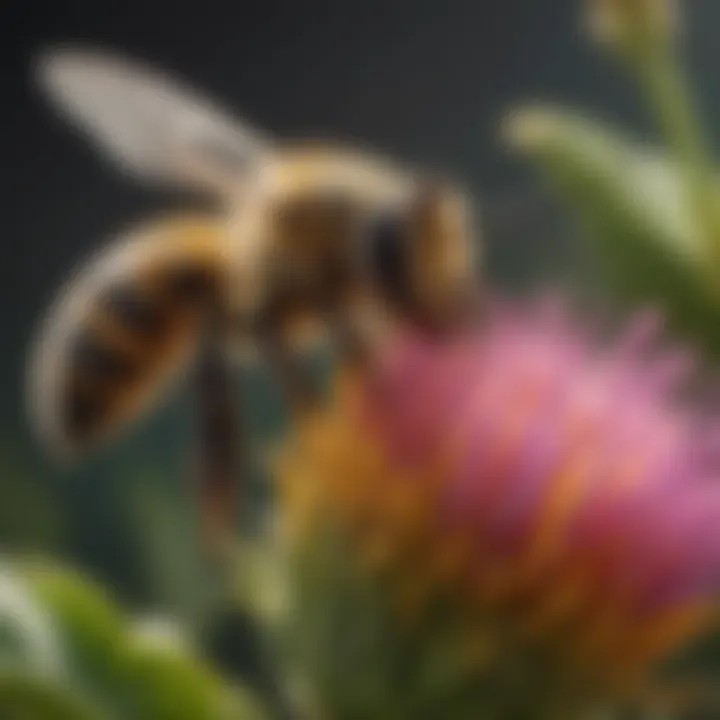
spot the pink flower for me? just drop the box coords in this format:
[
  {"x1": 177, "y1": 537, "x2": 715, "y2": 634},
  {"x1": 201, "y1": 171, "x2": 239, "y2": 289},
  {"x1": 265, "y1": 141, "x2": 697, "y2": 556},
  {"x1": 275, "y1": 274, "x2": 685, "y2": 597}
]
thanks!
[
  {"x1": 277, "y1": 298, "x2": 719, "y2": 704},
  {"x1": 356, "y1": 300, "x2": 719, "y2": 677}
]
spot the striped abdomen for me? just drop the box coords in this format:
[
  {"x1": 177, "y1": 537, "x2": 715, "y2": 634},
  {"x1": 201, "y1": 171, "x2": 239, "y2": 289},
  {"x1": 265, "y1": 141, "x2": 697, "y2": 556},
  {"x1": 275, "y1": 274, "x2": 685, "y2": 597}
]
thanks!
[{"x1": 28, "y1": 215, "x2": 227, "y2": 458}]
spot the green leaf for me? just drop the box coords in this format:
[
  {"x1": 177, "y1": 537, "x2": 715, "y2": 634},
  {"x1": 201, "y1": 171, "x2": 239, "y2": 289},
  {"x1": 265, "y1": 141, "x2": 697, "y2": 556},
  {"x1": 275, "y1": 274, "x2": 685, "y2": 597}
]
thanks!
[
  {"x1": 124, "y1": 630, "x2": 269, "y2": 720},
  {"x1": 15, "y1": 561, "x2": 271, "y2": 719},
  {"x1": 21, "y1": 562, "x2": 128, "y2": 669},
  {"x1": 19, "y1": 561, "x2": 138, "y2": 714},
  {"x1": 505, "y1": 105, "x2": 720, "y2": 358},
  {"x1": 0, "y1": 672, "x2": 105, "y2": 720},
  {"x1": 0, "y1": 565, "x2": 65, "y2": 678}
]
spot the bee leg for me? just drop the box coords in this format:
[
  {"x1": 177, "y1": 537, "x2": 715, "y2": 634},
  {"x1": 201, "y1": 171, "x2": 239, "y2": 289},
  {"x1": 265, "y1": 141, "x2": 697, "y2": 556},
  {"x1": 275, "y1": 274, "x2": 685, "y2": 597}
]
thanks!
[
  {"x1": 255, "y1": 289, "x2": 324, "y2": 418},
  {"x1": 194, "y1": 317, "x2": 240, "y2": 562}
]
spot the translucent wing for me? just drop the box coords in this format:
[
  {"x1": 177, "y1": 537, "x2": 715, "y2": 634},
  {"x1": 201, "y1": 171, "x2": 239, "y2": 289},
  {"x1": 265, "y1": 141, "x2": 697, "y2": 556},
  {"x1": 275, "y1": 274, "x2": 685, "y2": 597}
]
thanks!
[{"x1": 34, "y1": 46, "x2": 273, "y2": 194}]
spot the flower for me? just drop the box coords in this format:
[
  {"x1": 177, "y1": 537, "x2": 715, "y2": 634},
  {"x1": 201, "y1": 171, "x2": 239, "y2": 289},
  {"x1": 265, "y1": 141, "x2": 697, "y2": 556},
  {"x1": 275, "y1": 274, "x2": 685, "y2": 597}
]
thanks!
[{"x1": 272, "y1": 299, "x2": 719, "y2": 718}]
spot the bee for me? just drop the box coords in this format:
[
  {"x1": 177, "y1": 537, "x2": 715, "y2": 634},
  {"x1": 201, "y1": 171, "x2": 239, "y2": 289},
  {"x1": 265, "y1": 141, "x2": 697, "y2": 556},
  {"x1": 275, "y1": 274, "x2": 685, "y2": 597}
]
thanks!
[{"x1": 27, "y1": 49, "x2": 478, "y2": 545}]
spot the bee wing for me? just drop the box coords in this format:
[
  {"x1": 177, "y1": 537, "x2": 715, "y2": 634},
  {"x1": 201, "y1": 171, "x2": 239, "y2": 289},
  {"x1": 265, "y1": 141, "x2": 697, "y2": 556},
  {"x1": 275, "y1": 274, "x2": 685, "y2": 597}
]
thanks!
[{"x1": 34, "y1": 47, "x2": 273, "y2": 195}]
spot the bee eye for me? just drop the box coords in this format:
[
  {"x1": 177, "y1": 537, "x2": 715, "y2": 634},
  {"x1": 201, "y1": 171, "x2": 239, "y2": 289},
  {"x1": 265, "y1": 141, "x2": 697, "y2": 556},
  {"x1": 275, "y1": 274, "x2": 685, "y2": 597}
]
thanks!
[{"x1": 366, "y1": 214, "x2": 407, "y2": 297}]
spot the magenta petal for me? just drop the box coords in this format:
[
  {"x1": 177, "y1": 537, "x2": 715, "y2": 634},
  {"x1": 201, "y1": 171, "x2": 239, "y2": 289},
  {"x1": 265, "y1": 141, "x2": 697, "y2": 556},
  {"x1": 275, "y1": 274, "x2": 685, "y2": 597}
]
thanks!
[{"x1": 361, "y1": 300, "x2": 720, "y2": 628}]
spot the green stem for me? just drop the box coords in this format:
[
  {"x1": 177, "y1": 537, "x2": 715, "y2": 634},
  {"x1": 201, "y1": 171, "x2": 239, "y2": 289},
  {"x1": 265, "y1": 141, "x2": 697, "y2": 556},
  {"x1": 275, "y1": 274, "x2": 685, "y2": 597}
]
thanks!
[{"x1": 624, "y1": 32, "x2": 720, "y2": 279}]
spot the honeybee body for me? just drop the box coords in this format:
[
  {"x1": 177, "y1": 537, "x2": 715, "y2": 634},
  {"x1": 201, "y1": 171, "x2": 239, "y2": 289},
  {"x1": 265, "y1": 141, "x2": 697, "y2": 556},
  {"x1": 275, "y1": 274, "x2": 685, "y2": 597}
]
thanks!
[
  {"x1": 223, "y1": 145, "x2": 411, "y2": 335},
  {"x1": 28, "y1": 50, "x2": 477, "y2": 461}
]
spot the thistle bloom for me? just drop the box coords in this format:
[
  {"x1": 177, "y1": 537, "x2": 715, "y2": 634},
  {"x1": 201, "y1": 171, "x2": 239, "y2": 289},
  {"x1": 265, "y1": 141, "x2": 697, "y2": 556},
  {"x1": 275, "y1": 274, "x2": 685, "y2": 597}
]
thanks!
[{"x1": 273, "y1": 300, "x2": 719, "y2": 718}]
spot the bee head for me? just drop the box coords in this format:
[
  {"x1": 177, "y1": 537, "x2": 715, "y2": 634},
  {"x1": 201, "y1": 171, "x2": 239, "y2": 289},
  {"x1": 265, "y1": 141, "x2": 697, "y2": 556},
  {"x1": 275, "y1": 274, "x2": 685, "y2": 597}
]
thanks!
[{"x1": 363, "y1": 178, "x2": 479, "y2": 334}]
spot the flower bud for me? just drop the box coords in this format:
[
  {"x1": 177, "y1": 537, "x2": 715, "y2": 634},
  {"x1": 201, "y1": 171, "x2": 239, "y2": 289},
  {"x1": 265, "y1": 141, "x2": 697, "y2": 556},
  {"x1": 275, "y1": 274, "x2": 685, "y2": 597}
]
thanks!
[{"x1": 586, "y1": 0, "x2": 679, "y2": 48}]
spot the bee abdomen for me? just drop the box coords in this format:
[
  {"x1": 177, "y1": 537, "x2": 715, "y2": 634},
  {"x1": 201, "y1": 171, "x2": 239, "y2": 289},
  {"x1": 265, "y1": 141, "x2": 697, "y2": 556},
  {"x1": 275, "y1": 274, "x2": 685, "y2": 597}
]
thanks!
[
  {"x1": 28, "y1": 215, "x2": 226, "y2": 458},
  {"x1": 100, "y1": 282, "x2": 166, "y2": 338}
]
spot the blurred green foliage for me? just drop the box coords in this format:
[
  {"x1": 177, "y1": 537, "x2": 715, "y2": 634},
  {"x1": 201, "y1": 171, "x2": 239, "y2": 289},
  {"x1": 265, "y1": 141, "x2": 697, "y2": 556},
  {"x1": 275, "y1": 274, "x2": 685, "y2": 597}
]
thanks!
[
  {"x1": 505, "y1": 106, "x2": 720, "y2": 359},
  {"x1": 0, "y1": 560, "x2": 268, "y2": 719},
  {"x1": 507, "y1": 2, "x2": 720, "y2": 363}
]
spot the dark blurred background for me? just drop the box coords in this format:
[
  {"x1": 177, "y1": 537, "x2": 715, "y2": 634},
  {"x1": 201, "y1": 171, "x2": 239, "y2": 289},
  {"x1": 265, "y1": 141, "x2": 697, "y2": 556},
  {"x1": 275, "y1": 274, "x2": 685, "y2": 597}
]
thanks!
[{"x1": 3, "y1": 0, "x2": 720, "y2": 608}]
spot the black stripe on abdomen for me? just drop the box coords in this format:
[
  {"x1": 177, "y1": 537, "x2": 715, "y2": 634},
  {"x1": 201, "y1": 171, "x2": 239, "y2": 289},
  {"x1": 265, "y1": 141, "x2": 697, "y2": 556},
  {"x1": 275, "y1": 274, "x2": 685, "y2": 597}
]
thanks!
[
  {"x1": 72, "y1": 333, "x2": 139, "y2": 381},
  {"x1": 64, "y1": 330, "x2": 141, "y2": 442},
  {"x1": 100, "y1": 282, "x2": 166, "y2": 339},
  {"x1": 61, "y1": 266, "x2": 218, "y2": 447}
]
